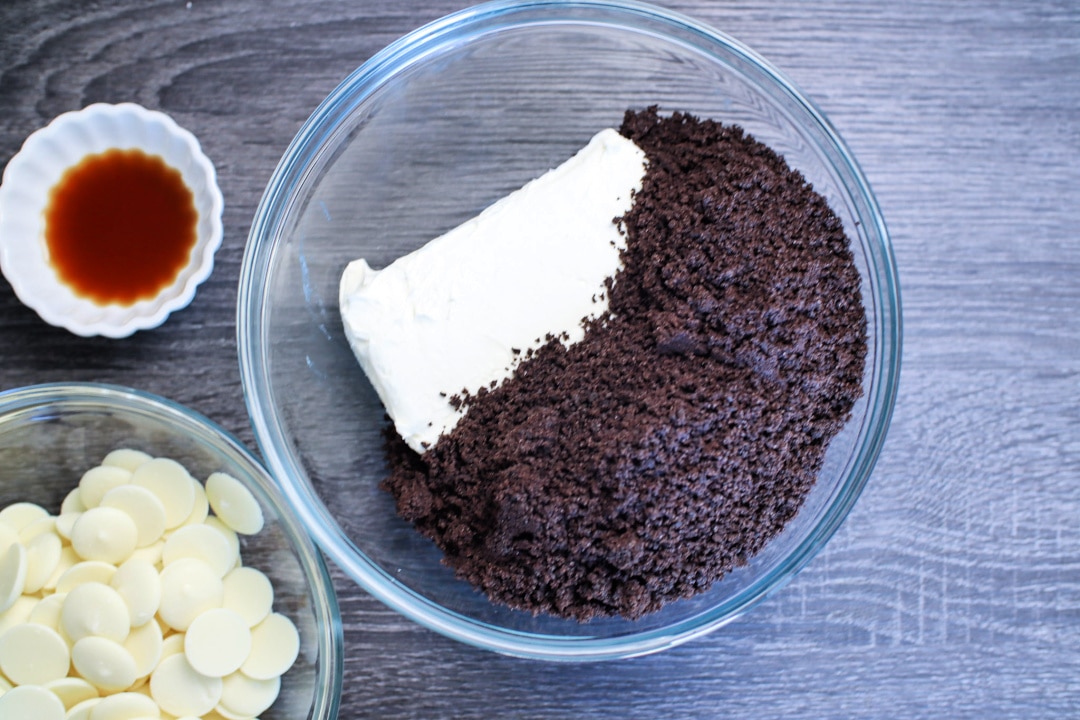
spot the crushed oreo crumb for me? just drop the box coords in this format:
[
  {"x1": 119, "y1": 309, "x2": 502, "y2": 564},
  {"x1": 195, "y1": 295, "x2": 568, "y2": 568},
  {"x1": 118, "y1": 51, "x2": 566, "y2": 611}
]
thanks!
[{"x1": 381, "y1": 107, "x2": 867, "y2": 621}]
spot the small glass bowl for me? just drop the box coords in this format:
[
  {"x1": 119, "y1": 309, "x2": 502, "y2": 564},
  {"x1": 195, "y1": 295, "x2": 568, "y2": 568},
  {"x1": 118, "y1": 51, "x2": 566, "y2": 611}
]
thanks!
[
  {"x1": 238, "y1": 0, "x2": 902, "y2": 661},
  {"x1": 0, "y1": 383, "x2": 343, "y2": 718},
  {"x1": 0, "y1": 103, "x2": 223, "y2": 338}
]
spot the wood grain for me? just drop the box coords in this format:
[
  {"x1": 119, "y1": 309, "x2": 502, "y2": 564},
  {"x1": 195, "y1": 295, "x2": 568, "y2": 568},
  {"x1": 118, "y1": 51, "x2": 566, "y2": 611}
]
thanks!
[{"x1": 2, "y1": 0, "x2": 1079, "y2": 717}]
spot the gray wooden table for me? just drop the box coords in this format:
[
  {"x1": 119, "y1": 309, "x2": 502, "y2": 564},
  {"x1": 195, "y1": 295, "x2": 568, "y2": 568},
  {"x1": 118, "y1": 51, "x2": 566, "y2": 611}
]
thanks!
[{"x1": 2, "y1": 0, "x2": 1078, "y2": 717}]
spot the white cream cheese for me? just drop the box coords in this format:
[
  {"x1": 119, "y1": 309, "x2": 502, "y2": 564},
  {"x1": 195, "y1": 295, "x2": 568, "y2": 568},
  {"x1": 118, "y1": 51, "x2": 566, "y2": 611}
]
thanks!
[{"x1": 339, "y1": 128, "x2": 647, "y2": 453}]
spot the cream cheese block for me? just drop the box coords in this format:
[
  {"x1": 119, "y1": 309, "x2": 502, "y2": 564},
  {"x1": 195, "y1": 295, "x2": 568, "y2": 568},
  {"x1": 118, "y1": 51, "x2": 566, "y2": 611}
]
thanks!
[{"x1": 340, "y1": 128, "x2": 647, "y2": 453}]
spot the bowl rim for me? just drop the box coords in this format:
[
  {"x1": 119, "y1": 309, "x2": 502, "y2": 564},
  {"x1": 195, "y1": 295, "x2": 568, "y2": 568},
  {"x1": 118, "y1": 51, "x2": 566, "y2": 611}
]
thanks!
[
  {"x1": 238, "y1": 0, "x2": 902, "y2": 661},
  {"x1": 0, "y1": 381, "x2": 345, "y2": 717}
]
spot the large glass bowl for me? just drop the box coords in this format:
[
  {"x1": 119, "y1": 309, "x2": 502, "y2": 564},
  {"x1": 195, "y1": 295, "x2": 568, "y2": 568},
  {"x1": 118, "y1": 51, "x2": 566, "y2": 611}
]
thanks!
[
  {"x1": 0, "y1": 383, "x2": 343, "y2": 717},
  {"x1": 238, "y1": 0, "x2": 901, "y2": 661}
]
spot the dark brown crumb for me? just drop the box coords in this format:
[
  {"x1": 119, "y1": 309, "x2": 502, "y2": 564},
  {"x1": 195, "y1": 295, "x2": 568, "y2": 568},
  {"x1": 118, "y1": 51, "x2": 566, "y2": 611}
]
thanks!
[{"x1": 381, "y1": 107, "x2": 867, "y2": 621}]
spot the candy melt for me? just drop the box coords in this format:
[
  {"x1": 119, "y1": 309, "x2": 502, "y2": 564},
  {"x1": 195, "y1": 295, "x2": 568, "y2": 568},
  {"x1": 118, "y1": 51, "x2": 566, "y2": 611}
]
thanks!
[
  {"x1": 159, "y1": 558, "x2": 223, "y2": 631},
  {"x1": 205, "y1": 473, "x2": 264, "y2": 536},
  {"x1": 0, "y1": 543, "x2": 26, "y2": 612},
  {"x1": 132, "y1": 458, "x2": 196, "y2": 529},
  {"x1": 0, "y1": 684, "x2": 66, "y2": 720},
  {"x1": 185, "y1": 608, "x2": 251, "y2": 677},
  {"x1": 150, "y1": 653, "x2": 222, "y2": 716},
  {"x1": 0, "y1": 623, "x2": 69, "y2": 685},
  {"x1": 0, "y1": 449, "x2": 298, "y2": 720}
]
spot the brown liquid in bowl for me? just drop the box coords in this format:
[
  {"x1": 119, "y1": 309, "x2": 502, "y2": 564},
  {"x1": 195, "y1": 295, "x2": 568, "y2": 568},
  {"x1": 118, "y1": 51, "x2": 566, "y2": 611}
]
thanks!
[{"x1": 45, "y1": 148, "x2": 197, "y2": 306}]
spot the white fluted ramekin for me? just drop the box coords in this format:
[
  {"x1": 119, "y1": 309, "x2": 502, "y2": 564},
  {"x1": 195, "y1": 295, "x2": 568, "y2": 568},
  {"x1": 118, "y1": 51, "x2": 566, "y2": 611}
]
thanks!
[{"x1": 0, "y1": 103, "x2": 223, "y2": 338}]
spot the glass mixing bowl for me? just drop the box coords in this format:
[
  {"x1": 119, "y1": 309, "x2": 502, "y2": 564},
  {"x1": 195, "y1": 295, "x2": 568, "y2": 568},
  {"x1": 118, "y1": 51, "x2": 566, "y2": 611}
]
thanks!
[
  {"x1": 238, "y1": 0, "x2": 901, "y2": 661},
  {"x1": 0, "y1": 383, "x2": 343, "y2": 717}
]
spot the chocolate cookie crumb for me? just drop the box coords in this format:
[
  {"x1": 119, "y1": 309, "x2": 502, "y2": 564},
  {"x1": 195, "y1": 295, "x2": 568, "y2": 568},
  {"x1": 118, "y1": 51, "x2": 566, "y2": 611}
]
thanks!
[{"x1": 381, "y1": 108, "x2": 867, "y2": 621}]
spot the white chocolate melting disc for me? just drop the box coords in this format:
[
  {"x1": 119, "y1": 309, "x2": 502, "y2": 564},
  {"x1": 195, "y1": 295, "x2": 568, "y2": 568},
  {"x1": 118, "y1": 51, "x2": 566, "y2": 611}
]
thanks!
[
  {"x1": 23, "y1": 529, "x2": 62, "y2": 593},
  {"x1": 0, "y1": 595, "x2": 35, "y2": 635},
  {"x1": 27, "y1": 591, "x2": 65, "y2": 630},
  {"x1": 203, "y1": 517, "x2": 240, "y2": 561},
  {"x1": 158, "y1": 558, "x2": 223, "y2": 631},
  {"x1": 128, "y1": 539, "x2": 165, "y2": 568},
  {"x1": 132, "y1": 459, "x2": 196, "y2": 529},
  {"x1": 241, "y1": 612, "x2": 300, "y2": 680},
  {"x1": 0, "y1": 502, "x2": 48, "y2": 531},
  {"x1": 0, "y1": 622, "x2": 70, "y2": 685},
  {"x1": 123, "y1": 613, "x2": 164, "y2": 678},
  {"x1": 222, "y1": 566, "x2": 273, "y2": 627},
  {"x1": 102, "y1": 448, "x2": 153, "y2": 473},
  {"x1": 78, "y1": 466, "x2": 132, "y2": 509},
  {"x1": 150, "y1": 653, "x2": 223, "y2": 717},
  {"x1": 61, "y1": 488, "x2": 87, "y2": 515},
  {"x1": 184, "y1": 607, "x2": 251, "y2": 678},
  {"x1": 0, "y1": 684, "x2": 66, "y2": 720},
  {"x1": 71, "y1": 636, "x2": 139, "y2": 692},
  {"x1": 0, "y1": 521, "x2": 18, "y2": 554},
  {"x1": 65, "y1": 697, "x2": 102, "y2": 720},
  {"x1": 219, "y1": 671, "x2": 281, "y2": 718},
  {"x1": 70, "y1": 507, "x2": 138, "y2": 564},
  {"x1": 163, "y1": 524, "x2": 237, "y2": 578},
  {"x1": 18, "y1": 515, "x2": 56, "y2": 543},
  {"x1": 205, "y1": 472, "x2": 264, "y2": 535},
  {"x1": 42, "y1": 677, "x2": 99, "y2": 710},
  {"x1": 159, "y1": 632, "x2": 185, "y2": 662},
  {"x1": 100, "y1": 485, "x2": 167, "y2": 548},
  {"x1": 62, "y1": 582, "x2": 131, "y2": 644},
  {"x1": 90, "y1": 691, "x2": 159, "y2": 720},
  {"x1": 55, "y1": 512, "x2": 80, "y2": 541},
  {"x1": 56, "y1": 560, "x2": 117, "y2": 593},
  {"x1": 0, "y1": 542, "x2": 27, "y2": 613},
  {"x1": 182, "y1": 477, "x2": 210, "y2": 527},
  {"x1": 111, "y1": 557, "x2": 162, "y2": 627},
  {"x1": 42, "y1": 545, "x2": 78, "y2": 592}
]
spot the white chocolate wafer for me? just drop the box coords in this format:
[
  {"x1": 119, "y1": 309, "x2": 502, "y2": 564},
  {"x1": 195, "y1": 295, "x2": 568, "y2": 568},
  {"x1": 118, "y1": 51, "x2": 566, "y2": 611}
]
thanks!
[
  {"x1": 111, "y1": 557, "x2": 161, "y2": 627},
  {"x1": 184, "y1": 608, "x2": 251, "y2": 678},
  {"x1": 62, "y1": 582, "x2": 131, "y2": 644},
  {"x1": 0, "y1": 684, "x2": 66, "y2": 720},
  {"x1": 71, "y1": 636, "x2": 138, "y2": 691},
  {"x1": 0, "y1": 622, "x2": 70, "y2": 685},
  {"x1": 91, "y1": 691, "x2": 159, "y2": 720},
  {"x1": 0, "y1": 521, "x2": 18, "y2": 555},
  {"x1": 56, "y1": 560, "x2": 117, "y2": 593},
  {"x1": 163, "y1": 524, "x2": 236, "y2": 578},
  {"x1": 78, "y1": 466, "x2": 132, "y2": 509},
  {"x1": 150, "y1": 653, "x2": 223, "y2": 717},
  {"x1": 27, "y1": 591, "x2": 65, "y2": 630},
  {"x1": 102, "y1": 449, "x2": 153, "y2": 473},
  {"x1": 123, "y1": 614, "x2": 164, "y2": 679},
  {"x1": 0, "y1": 595, "x2": 35, "y2": 635},
  {"x1": 0, "y1": 502, "x2": 48, "y2": 531},
  {"x1": 241, "y1": 612, "x2": 300, "y2": 680},
  {"x1": 66, "y1": 697, "x2": 102, "y2": 720},
  {"x1": 182, "y1": 477, "x2": 210, "y2": 527},
  {"x1": 0, "y1": 542, "x2": 27, "y2": 613},
  {"x1": 70, "y1": 507, "x2": 138, "y2": 564},
  {"x1": 18, "y1": 515, "x2": 55, "y2": 543},
  {"x1": 100, "y1": 485, "x2": 167, "y2": 548},
  {"x1": 42, "y1": 677, "x2": 98, "y2": 710},
  {"x1": 158, "y1": 558, "x2": 223, "y2": 631},
  {"x1": 131, "y1": 459, "x2": 196, "y2": 529},
  {"x1": 23, "y1": 528, "x2": 62, "y2": 593},
  {"x1": 219, "y1": 671, "x2": 280, "y2": 718},
  {"x1": 222, "y1": 566, "x2": 273, "y2": 627},
  {"x1": 61, "y1": 488, "x2": 87, "y2": 515},
  {"x1": 205, "y1": 473, "x2": 263, "y2": 535}
]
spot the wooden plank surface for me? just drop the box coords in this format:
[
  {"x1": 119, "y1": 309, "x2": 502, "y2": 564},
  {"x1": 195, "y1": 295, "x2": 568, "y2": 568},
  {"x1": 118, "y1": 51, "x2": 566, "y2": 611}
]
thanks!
[{"x1": 1, "y1": 0, "x2": 1079, "y2": 716}]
